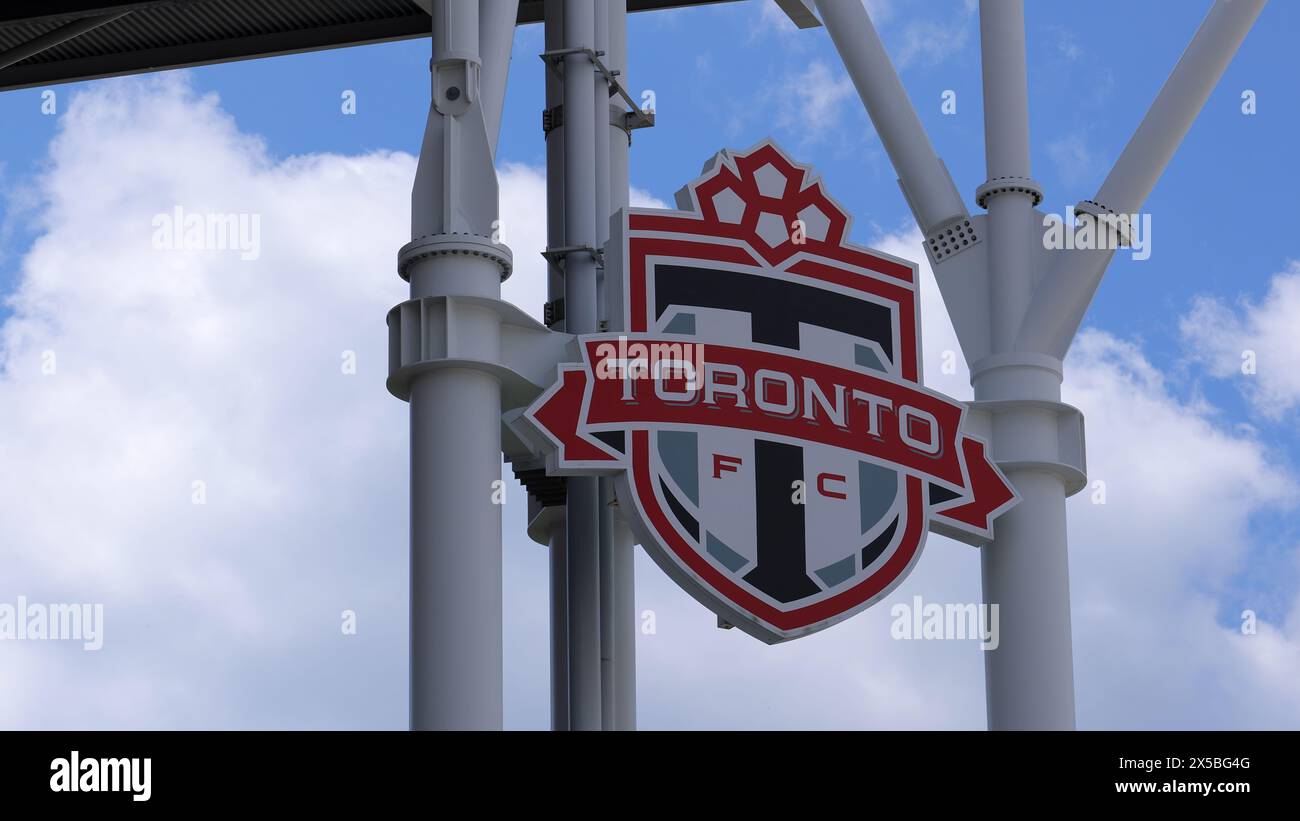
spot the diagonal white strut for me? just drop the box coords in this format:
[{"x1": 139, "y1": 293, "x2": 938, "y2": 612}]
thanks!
[
  {"x1": 816, "y1": 0, "x2": 1264, "y2": 729},
  {"x1": 812, "y1": 0, "x2": 967, "y2": 238},
  {"x1": 1016, "y1": 0, "x2": 1267, "y2": 358}
]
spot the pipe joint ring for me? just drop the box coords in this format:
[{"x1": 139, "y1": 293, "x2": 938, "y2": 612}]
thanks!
[
  {"x1": 1073, "y1": 199, "x2": 1133, "y2": 247},
  {"x1": 399, "y1": 233, "x2": 513, "y2": 282},
  {"x1": 975, "y1": 175, "x2": 1043, "y2": 208}
]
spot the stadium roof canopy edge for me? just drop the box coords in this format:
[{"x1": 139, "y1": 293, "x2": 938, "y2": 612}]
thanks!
[{"x1": 0, "y1": 0, "x2": 738, "y2": 93}]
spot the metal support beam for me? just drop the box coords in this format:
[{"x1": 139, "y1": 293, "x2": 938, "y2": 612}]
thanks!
[
  {"x1": 401, "y1": 0, "x2": 514, "y2": 731},
  {"x1": 773, "y1": 0, "x2": 821, "y2": 29},
  {"x1": 560, "y1": 0, "x2": 603, "y2": 731},
  {"x1": 979, "y1": 0, "x2": 1035, "y2": 354},
  {"x1": 593, "y1": 0, "x2": 616, "y2": 732},
  {"x1": 607, "y1": 0, "x2": 638, "y2": 733},
  {"x1": 813, "y1": 0, "x2": 968, "y2": 238},
  {"x1": 0, "y1": 10, "x2": 130, "y2": 71},
  {"x1": 480, "y1": 0, "x2": 520, "y2": 155},
  {"x1": 974, "y1": 1, "x2": 1075, "y2": 730},
  {"x1": 1015, "y1": 0, "x2": 1267, "y2": 358},
  {"x1": 540, "y1": 0, "x2": 570, "y2": 732}
]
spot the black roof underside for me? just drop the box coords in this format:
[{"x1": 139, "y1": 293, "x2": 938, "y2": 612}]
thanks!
[{"x1": 0, "y1": 1, "x2": 735, "y2": 92}]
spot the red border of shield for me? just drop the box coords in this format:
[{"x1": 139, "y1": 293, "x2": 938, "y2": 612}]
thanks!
[{"x1": 615, "y1": 142, "x2": 932, "y2": 640}]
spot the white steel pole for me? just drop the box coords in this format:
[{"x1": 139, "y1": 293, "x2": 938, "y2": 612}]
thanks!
[
  {"x1": 979, "y1": 0, "x2": 1033, "y2": 352},
  {"x1": 592, "y1": 0, "x2": 617, "y2": 732},
  {"x1": 561, "y1": 0, "x2": 604, "y2": 731},
  {"x1": 974, "y1": 0, "x2": 1076, "y2": 730},
  {"x1": 813, "y1": 0, "x2": 968, "y2": 236},
  {"x1": 404, "y1": 0, "x2": 513, "y2": 730},
  {"x1": 1016, "y1": 0, "x2": 1266, "y2": 358},
  {"x1": 607, "y1": 0, "x2": 638, "y2": 732},
  {"x1": 541, "y1": 0, "x2": 570, "y2": 732},
  {"x1": 479, "y1": 0, "x2": 519, "y2": 155},
  {"x1": 594, "y1": 0, "x2": 611, "y2": 319}
]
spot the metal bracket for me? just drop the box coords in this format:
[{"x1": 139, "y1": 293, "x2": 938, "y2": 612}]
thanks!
[
  {"x1": 612, "y1": 102, "x2": 654, "y2": 134},
  {"x1": 542, "y1": 244, "x2": 604, "y2": 271},
  {"x1": 540, "y1": 46, "x2": 655, "y2": 132},
  {"x1": 386, "y1": 294, "x2": 574, "y2": 409},
  {"x1": 545, "y1": 101, "x2": 653, "y2": 139},
  {"x1": 512, "y1": 457, "x2": 567, "y2": 509},
  {"x1": 543, "y1": 297, "x2": 564, "y2": 328},
  {"x1": 542, "y1": 103, "x2": 562, "y2": 135},
  {"x1": 773, "y1": 0, "x2": 822, "y2": 29},
  {"x1": 962, "y1": 399, "x2": 1088, "y2": 497},
  {"x1": 925, "y1": 215, "x2": 982, "y2": 263}
]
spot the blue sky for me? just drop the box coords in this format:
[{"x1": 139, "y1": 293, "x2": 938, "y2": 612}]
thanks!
[
  {"x1": 2, "y1": 0, "x2": 1295, "y2": 407},
  {"x1": 0, "y1": 0, "x2": 1297, "y2": 729}
]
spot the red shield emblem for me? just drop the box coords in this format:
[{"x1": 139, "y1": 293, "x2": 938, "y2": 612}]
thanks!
[{"x1": 523, "y1": 141, "x2": 1016, "y2": 642}]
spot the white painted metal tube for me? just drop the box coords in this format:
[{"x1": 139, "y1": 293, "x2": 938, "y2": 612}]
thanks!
[
  {"x1": 974, "y1": 0, "x2": 1075, "y2": 731},
  {"x1": 613, "y1": 517, "x2": 638, "y2": 730},
  {"x1": 562, "y1": 0, "x2": 603, "y2": 731},
  {"x1": 548, "y1": 513, "x2": 569, "y2": 730},
  {"x1": 971, "y1": 362, "x2": 1076, "y2": 730},
  {"x1": 544, "y1": 0, "x2": 566, "y2": 304},
  {"x1": 594, "y1": 0, "x2": 618, "y2": 733},
  {"x1": 814, "y1": 0, "x2": 967, "y2": 234},
  {"x1": 566, "y1": 476, "x2": 602, "y2": 731},
  {"x1": 562, "y1": 0, "x2": 599, "y2": 336},
  {"x1": 594, "y1": 0, "x2": 611, "y2": 319},
  {"x1": 967, "y1": 388, "x2": 1077, "y2": 732},
  {"x1": 1097, "y1": 0, "x2": 1265, "y2": 215},
  {"x1": 980, "y1": 0, "x2": 1030, "y2": 181},
  {"x1": 979, "y1": 0, "x2": 1034, "y2": 353},
  {"x1": 1016, "y1": 0, "x2": 1266, "y2": 358},
  {"x1": 979, "y1": 463, "x2": 1076, "y2": 729},
  {"x1": 542, "y1": 0, "x2": 570, "y2": 732},
  {"x1": 599, "y1": 479, "x2": 616, "y2": 729},
  {"x1": 478, "y1": 0, "x2": 519, "y2": 155},
  {"x1": 409, "y1": 353, "x2": 504, "y2": 730},
  {"x1": 407, "y1": 0, "x2": 505, "y2": 729},
  {"x1": 607, "y1": 0, "x2": 637, "y2": 733}
]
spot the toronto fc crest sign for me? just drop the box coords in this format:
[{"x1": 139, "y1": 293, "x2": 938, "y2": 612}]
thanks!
[{"x1": 522, "y1": 141, "x2": 1017, "y2": 643}]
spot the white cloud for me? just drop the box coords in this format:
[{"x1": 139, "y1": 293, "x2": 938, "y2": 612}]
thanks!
[
  {"x1": 1049, "y1": 25, "x2": 1083, "y2": 62},
  {"x1": 750, "y1": 0, "x2": 971, "y2": 75},
  {"x1": 0, "y1": 75, "x2": 416, "y2": 728},
  {"x1": 1181, "y1": 261, "x2": 1300, "y2": 419},
  {"x1": 1063, "y1": 328, "x2": 1300, "y2": 727},
  {"x1": 1047, "y1": 133, "x2": 1101, "y2": 191},
  {"x1": 1, "y1": 77, "x2": 1296, "y2": 731},
  {"x1": 892, "y1": 6, "x2": 975, "y2": 70},
  {"x1": 0, "y1": 74, "x2": 667, "y2": 731},
  {"x1": 754, "y1": 0, "x2": 801, "y2": 37},
  {"x1": 770, "y1": 61, "x2": 858, "y2": 142}
]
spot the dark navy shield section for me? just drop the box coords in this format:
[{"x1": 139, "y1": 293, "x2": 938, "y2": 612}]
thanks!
[
  {"x1": 648, "y1": 262, "x2": 907, "y2": 606},
  {"x1": 608, "y1": 139, "x2": 931, "y2": 643}
]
